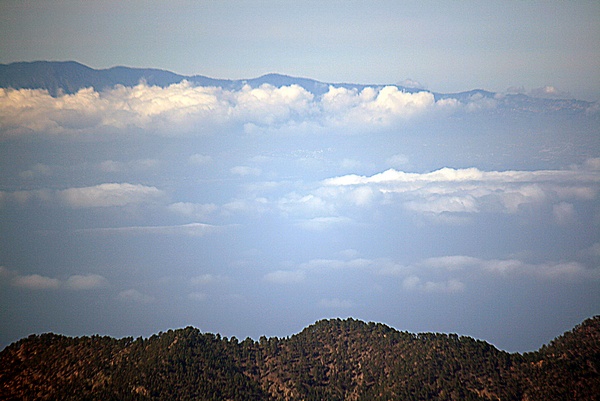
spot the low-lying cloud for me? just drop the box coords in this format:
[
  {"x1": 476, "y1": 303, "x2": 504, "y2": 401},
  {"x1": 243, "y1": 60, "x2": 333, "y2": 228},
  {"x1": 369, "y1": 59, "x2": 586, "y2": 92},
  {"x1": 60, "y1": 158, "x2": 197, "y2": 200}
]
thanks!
[
  {"x1": 0, "y1": 267, "x2": 108, "y2": 290},
  {"x1": 317, "y1": 163, "x2": 599, "y2": 218},
  {"x1": 1, "y1": 183, "x2": 165, "y2": 208},
  {"x1": 0, "y1": 82, "x2": 469, "y2": 137}
]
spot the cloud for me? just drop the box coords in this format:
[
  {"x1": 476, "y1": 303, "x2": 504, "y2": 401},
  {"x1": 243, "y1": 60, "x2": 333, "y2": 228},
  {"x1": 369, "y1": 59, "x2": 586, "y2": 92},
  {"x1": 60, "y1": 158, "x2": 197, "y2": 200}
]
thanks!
[
  {"x1": 318, "y1": 298, "x2": 353, "y2": 308},
  {"x1": 65, "y1": 274, "x2": 109, "y2": 290},
  {"x1": 402, "y1": 276, "x2": 465, "y2": 293},
  {"x1": 76, "y1": 223, "x2": 224, "y2": 237},
  {"x1": 12, "y1": 274, "x2": 61, "y2": 290},
  {"x1": 118, "y1": 289, "x2": 154, "y2": 303},
  {"x1": 190, "y1": 273, "x2": 221, "y2": 285},
  {"x1": 188, "y1": 153, "x2": 212, "y2": 165},
  {"x1": 19, "y1": 163, "x2": 53, "y2": 179},
  {"x1": 295, "y1": 216, "x2": 353, "y2": 230},
  {"x1": 552, "y1": 202, "x2": 576, "y2": 225},
  {"x1": 0, "y1": 83, "x2": 465, "y2": 137},
  {"x1": 291, "y1": 252, "x2": 599, "y2": 291},
  {"x1": 530, "y1": 86, "x2": 571, "y2": 99},
  {"x1": 99, "y1": 159, "x2": 160, "y2": 173},
  {"x1": 188, "y1": 291, "x2": 208, "y2": 301},
  {"x1": 415, "y1": 255, "x2": 599, "y2": 281},
  {"x1": 230, "y1": 166, "x2": 261, "y2": 176},
  {"x1": 1, "y1": 267, "x2": 109, "y2": 290},
  {"x1": 319, "y1": 164, "x2": 599, "y2": 217},
  {"x1": 168, "y1": 202, "x2": 218, "y2": 219},
  {"x1": 386, "y1": 154, "x2": 410, "y2": 168},
  {"x1": 59, "y1": 183, "x2": 165, "y2": 208},
  {"x1": 263, "y1": 270, "x2": 306, "y2": 284},
  {"x1": 320, "y1": 86, "x2": 436, "y2": 126}
]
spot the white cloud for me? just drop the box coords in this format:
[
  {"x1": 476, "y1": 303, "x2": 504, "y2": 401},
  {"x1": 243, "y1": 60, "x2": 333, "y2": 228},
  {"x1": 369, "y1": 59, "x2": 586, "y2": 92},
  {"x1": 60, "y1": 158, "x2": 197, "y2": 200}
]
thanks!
[
  {"x1": 188, "y1": 291, "x2": 208, "y2": 301},
  {"x1": 319, "y1": 165, "x2": 599, "y2": 217},
  {"x1": 293, "y1": 252, "x2": 599, "y2": 291},
  {"x1": 295, "y1": 216, "x2": 353, "y2": 230},
  {"x1": 386, "y1": 154, "x2": 410, "y2": 168},
  {"x1": 0, "y1": 83, "x2": 464, "y2": 137},
  {"x1": 99, "y1": 159, "x2": 160, "y2": 173},
  {"x1": 0, "y1": 183, "x2": 166, "y2": 209},
  {"x1": 402, "y1": 276, "x2": 465, "y2": 293},
  {"x1": 190, "y1": 273, "x2": 220, "y2": 285},
  {"x1": 530, "y1": 85, "x2": 571, "y2": 99},
  {"x1": 318, "y1": 298, "x2": 353, "y2": 308},
  {"x1": 168, "y1": 202, "x2": 218, "y2": 219},
  {"x1": 118, "y1": 289, "x2": 154, "y2": 303},
  {"x1": 76, "y1": 222, "x2": 224, "y2": 237},
  {"x1": 19, "y1": 163, "x2": 53, "y2": 179},
  {"x1": 12, "y1": 274, "x2": 61, "y2": 290},
  {"x1": 231, "y1": 166, "x2": 261, "y2": 176},
  {"x1": 321, "y1": 86, "x2": 436, "y2": 126},
  {"x1": 65, "y1": 274, "x2": 108, "y2": 290},
  {"x1": 1, "y1": 267, "x2": 108, "y2": 290},
  {"x1": 553, "y1": 202, "x2": 576, "y2": 225},
  {"x1": 188, "y1": 153, "x2": 212, "y2": 165},
  {"x1": 264, "y1": 269, "x2": 306, "y2": 284},
  {"x1": 59, "y1": 183, "x2": 165, "y2": 208}
]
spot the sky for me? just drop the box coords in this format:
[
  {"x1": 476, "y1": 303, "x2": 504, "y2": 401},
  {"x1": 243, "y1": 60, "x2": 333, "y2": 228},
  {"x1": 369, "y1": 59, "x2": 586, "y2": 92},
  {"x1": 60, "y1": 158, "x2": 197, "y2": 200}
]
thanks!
[
  {"x1": 0, "y1": 1, "x2": 599, "y2": 353},
  {"x1": 1, "y1": 1, "x2": 599, "y2": 100}
]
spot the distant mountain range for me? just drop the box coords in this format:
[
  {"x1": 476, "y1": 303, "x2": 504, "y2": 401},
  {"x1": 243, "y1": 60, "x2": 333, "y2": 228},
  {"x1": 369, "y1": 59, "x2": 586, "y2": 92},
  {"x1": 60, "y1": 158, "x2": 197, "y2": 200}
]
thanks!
[
  {"x1": 1, "y1": 317, "x2": 598, "y2": 400},
  {"x1": 0, "y1": 61, "x2": 594, "y2": 114}
]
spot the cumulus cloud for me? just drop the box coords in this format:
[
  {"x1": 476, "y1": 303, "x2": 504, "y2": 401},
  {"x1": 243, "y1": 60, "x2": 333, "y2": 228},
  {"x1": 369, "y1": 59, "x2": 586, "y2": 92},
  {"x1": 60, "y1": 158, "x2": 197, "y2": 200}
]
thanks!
[
  {"x1": 190, "y1": 273, "x2": 221, "y2": 285},
  {"x1": 188, "y1": 153, "x2": 212, "y2": 165},
  {"x1": 0, "y1": 82, "x2": 467, "y2": 137},
  {"x1": 290, "y1": 252, "x2": 599, "y2": 293},
  {"x1": 188, "y1": 291, "x2": 208, "y2": 301},
  {"x1": 0, "y1": 267, "x2": 108, "y2": 290},
  {"x1": 319, "y1": 164, "x2": 599, "y2": 217},
  {"x1": 402, "y1": 276, "x2": 465, "y2": 293},
  {"x1": 65, "y1": 274, "x2": 109, "y2": 290},
  {"x1": 118, "y1": 289, "x2": 154, "y2": 303},
  {"x1": 76, "y1": 222, "x2": 224, "y2": 237},
  {"x1": 417, "y1": 255, "x2": 599, "y2": 281},
  {"x1": 99, "y1": 159, "x2": 160, "y2": 173},
  {"x1": 59, "y1": 183, "x2": 165, "y2": 208},
  {"x1": 168, "y1": 202, "x2": 218, "y2": 219},
  {"x1": 318, "y1": 298, "x2": 353, "y2": 308},
  {"x1": 552, "y1": 202, "x2": 576, "y2": 225},
  {"x1": 0, "y1": 183, "x2": 165, "y2": 209},
  {"x1": 320, "y1": 86, "x2": 437, "y2": 126},
  {"x1": 12, "y1": 274, "x2": 61, "y2": 290},
  {"x1": 295, "y1": 216, "x2": 353, "y2": 230},
  {"x1": 231, "y1": 166, "x2": 261, "y2": 176},
  {"x1": 530, "y1": 86, "x2": 571, "y2": 99},
  {"x1": 264, "y1": 269, "x2": 306, "y2": 284}
]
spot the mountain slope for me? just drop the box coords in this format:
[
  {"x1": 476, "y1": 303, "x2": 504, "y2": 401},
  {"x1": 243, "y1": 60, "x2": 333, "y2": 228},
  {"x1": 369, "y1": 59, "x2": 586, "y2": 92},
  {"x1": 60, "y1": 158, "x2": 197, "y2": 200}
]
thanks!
[{"x1": 1, "y1": 317, "x2": 598, "y2": 400}]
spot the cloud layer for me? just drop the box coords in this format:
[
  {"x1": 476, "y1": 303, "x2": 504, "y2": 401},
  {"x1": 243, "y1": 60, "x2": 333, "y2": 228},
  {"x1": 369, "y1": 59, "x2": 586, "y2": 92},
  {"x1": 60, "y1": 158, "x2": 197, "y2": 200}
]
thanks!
[{"x1": 0, "y1": 83, "x2": 464, "y2": 137}]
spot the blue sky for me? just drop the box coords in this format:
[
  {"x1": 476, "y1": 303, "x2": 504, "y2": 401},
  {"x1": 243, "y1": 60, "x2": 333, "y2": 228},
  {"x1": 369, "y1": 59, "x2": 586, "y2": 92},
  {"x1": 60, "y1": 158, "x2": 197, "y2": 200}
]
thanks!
[{"x1": 0, "y1": 1, "x2": 599, "y2": 352}]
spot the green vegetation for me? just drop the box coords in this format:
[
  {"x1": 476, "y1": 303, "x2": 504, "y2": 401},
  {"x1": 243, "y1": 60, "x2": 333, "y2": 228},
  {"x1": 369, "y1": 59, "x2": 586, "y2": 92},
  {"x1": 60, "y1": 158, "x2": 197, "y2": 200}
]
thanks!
[{"x1": 1, "y1": 317, "x2": 598, "y2": 400}]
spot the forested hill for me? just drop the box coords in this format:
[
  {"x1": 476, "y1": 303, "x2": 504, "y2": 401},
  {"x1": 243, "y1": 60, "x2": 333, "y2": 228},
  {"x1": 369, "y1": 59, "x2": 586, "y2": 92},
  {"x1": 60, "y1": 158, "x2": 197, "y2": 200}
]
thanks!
[{"x1": 1, "y1": 317, "x2": 598, "y2": 400}]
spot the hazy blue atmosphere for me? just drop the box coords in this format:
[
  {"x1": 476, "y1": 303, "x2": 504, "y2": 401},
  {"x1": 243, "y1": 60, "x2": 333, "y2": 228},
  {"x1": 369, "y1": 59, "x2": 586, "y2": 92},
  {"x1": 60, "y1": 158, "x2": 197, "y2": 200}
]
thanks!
[{"x1": 1, "y1": 1, "x2": 599, "y2": 353}]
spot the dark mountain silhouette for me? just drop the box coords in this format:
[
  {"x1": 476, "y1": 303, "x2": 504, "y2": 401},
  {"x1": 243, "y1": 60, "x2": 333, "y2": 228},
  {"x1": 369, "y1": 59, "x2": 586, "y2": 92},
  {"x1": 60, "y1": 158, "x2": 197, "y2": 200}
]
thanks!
[
  {"x1": 1, "y1": 316, "x2": 598, "y2": 400},
  {"x1": 0, "y1": 61, "x2": 594, "y2": 115}
]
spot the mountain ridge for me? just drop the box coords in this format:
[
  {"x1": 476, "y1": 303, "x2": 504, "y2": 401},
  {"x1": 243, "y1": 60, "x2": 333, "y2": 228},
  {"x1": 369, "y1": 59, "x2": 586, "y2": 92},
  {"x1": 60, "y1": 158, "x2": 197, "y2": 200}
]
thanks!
[
  {"x1": 0, "y1": 60, "x2": 591, "y2": 106},
  {"x1": 1, "y1": 316, "x2": 598, "y2": 400}
]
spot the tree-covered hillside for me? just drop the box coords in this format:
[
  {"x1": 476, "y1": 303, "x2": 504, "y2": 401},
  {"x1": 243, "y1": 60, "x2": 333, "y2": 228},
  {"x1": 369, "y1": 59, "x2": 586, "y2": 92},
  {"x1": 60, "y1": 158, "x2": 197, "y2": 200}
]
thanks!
[{"x1": 1, "y1": 317, "x2": 598, "y2": 400}]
